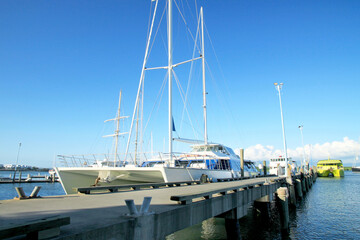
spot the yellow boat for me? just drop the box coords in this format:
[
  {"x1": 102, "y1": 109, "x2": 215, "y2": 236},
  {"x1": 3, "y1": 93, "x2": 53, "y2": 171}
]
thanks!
[{"x1": 316, "y1": 159, "x2": 344, "y2": 177}]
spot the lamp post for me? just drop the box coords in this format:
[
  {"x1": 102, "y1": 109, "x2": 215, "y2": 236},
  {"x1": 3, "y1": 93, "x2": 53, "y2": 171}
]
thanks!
[
  {"x1": 298, "y1": 125, "x2": 307, "y2": 171},
  {"x1": 274, "y1": 83, "x2": 288, "y2": 176},
  {"x1": 12, "y1": 142, "x2": 22, "y2": 182}
]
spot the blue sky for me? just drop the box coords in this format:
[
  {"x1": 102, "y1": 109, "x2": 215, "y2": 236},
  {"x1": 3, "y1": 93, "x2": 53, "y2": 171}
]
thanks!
[{"x1": 1, "y1": 0, "x2": 359, "y2": 167}]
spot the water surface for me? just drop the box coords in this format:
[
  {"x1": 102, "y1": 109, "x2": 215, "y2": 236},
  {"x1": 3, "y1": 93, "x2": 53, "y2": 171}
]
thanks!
[{"x1": 0, "y1": 170, "x2": 65, "y2": 200}]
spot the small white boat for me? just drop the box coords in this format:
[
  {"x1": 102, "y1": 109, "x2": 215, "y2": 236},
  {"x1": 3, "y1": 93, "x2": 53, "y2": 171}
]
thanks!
[
  {"x1": 268, "y1": 156, "x2": 297, "y2": 176},
  {"x1": 352, "y1": 155, "x2": 360, "y2": 172}
]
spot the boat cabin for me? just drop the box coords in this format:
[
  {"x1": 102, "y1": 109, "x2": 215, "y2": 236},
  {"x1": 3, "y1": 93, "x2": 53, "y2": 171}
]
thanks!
[{"x1": 269, "y1": 156, "x2": 293, "y2": 175}]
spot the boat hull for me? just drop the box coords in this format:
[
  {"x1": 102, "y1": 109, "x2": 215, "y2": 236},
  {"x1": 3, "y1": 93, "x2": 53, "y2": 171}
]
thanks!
[
  {"x1": 55, "y1": 166, "x2": 244, "y2": 194},
  {"x1": 352, "y1": 167, "x2": 360, "y2": 172},
  {"x1": 316, "y1": 159, "x2": 344, "y2": 177},
  {"x1": 317, "y1": 169, "x2": 344, "y2": 177}
]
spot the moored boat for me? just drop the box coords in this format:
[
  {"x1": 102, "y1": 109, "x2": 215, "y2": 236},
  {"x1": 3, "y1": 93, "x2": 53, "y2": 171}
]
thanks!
[
  {"x1": 55, "y1": 1, "x2": 256, "y2": 195},
  {"x1": 352, "y1": 155, "x2": 360, "y2": 172},
  {"x1": 268, "y1": 156, "x2": 296, "y2": 176},
  {"x1": 56, "y1": 144, "x2": 254, "y2": 194},
  {"x1": 317, "y1": 159, "x2": 344, "y2": 177}
]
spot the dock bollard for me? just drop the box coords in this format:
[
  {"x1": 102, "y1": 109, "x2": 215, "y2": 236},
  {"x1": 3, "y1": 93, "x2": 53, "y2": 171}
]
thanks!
[
  {"x1": 140, "y1": 197, "x2": 152, "y2": 213},
  {"x1": 125, "y1": 200, "x2": 139, "y2": 215},
  {"x1": 15, "y1": 187, "x2": 28, "y2": 199},
  {"x1": 125, "y1": 197, "x2": 153, "y2": 216},
  {"x1": 30, "y1": 186, "x2": 41, "y2": 198}
]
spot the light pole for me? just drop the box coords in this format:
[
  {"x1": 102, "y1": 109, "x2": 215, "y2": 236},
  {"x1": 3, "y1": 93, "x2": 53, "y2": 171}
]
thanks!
[
  {"x1": 274, "y1": 83, "x2": 288, "y2": 177},
  {"x1": 12, "y1": 142, "x2": 22, "y2": 182},
  {"x1": 298, "y1": 125, "x2": 307, "y2": 170}
]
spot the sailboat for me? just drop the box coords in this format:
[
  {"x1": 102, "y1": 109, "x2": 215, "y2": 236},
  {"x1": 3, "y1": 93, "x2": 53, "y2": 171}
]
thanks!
[
  {"x1": 352, "y1": 155, "x2": 360, "y2": 172},
  {"x1": 55, "y1": 0, "x2": 252, "y2": 195}
]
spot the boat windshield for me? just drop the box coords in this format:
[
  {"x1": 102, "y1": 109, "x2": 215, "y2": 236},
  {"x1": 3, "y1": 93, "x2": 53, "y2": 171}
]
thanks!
[
  {"x1": 191, "y1": 145, "x2": 229, "y2": 154},
  {"x1": 225, "y1": 147, "x2": 237, "y2": 157},
  {"x1": 318, "y1": 163, "x2": 342, "y2": 166}
]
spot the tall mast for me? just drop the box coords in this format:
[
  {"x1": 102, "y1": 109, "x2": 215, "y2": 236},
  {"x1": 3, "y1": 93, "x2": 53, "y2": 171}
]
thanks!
[
  {"x1": 12, "y1": 142, "x2": 22, "y2": 182},
  {"x1": 134, "y1": 100, "x2": 140, "y2": 165},
  {"x1": 114, "y1": 90, "x2": 122, "y2": 166},
  {"x1": 168, "y1": 0, "x2": 174, "y2": 166},
  {"x1": 200, "y1": 7, "x2": 208, "y2": 145},
  {"x1": 103, "y1": 90, "x2": 129, "y2": 167},
  {"x1": 124, "y1": 0, "x2": 158, "y2": 161}
]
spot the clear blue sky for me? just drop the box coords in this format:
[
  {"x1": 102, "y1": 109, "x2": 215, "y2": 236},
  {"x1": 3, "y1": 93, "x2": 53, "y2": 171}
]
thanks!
[{"x1": 1, "y1": 0, "x2": 359, "y2": 167}]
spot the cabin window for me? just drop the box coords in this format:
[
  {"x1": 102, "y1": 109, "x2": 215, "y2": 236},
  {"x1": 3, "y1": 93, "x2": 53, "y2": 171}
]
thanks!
[{"x1": 220, "y1": 159, "x2": 230, "y2": 170}]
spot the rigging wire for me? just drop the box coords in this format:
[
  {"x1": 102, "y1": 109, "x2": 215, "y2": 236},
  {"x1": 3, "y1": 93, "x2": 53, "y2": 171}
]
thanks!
[
  {"x1": 147, "y1": 3, "x2": 167, "y2": 64},
  {"x1": 125, "y1": 0, "x2": 159, "y2": 159},
  {"x1": 180, "y1": 10, "x2": 201, "y2": 133},
  {"x1": 173, "y1": 70, "x2": 201, "y2": 139},
  {"x1": 204, "y1": 50, "x2": 244, "y2": 147},
  {"x1": 143, "y1": 72, "x2": 168, "y2": 135},
  {"x1": 173, "y1": 0, "x2": 202, "y2": 55}
]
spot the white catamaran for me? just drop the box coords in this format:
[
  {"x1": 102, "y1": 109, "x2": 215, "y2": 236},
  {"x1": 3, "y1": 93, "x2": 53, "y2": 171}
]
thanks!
[{"x1": 55, "y1": 0, "x2": 256, "y2": 194}]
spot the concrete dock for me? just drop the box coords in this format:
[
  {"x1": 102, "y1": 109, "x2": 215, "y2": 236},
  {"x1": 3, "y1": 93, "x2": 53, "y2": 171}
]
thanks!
[
  {"x1": 0, "y1": 173, "x2": 316, "y2": 239},
  {"x1": 0, "y1": 176, "x2": 284, "y2": 239}
]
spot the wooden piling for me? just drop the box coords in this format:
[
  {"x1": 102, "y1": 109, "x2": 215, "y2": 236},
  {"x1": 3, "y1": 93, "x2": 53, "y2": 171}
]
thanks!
[
  {"x1": 286, "y1": 176, "x2": 296, "y2": 207},
  {"x1": 301, "y1": 178, "x2": 306, "y2": 194},
  {"x1": 295, "y1": 179, "x2": 303, "y2": 199},
  {"x1": 263, "y1": 160, "x2": 267, "y2": 175},
  {"x1": 305, "y1": 177, "x2": 310, "y2": 192},
  {"x1": 288, "y1": 184, "x2": 297, "y2": 207},
  {"x1": 276, "y1": 187, "x2": 289, "y2": 232},
  {"x1": 254, "y1": 195, "x2": 271, "y2": 219},
  {"x1": 225, "y1": 218, "x2": 241, "y2": 240}
]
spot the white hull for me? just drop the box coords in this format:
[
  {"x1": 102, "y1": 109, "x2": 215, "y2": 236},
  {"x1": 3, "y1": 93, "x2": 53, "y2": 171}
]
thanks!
[
  {"x1": 269, "y1": 167, "x2": 285, "y2": 176},
  {"x1": 55, "y1": 166, "x2": 248, "y2": 194}
]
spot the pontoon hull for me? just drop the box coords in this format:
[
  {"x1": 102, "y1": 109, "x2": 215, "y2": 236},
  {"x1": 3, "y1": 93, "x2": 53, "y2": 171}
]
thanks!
[
  {"x1": 317, "y1": 169, "x2": 344, "y2": 177},
  {"x1": 55, "y1": 166, "x2": 243, "y2": 194}
]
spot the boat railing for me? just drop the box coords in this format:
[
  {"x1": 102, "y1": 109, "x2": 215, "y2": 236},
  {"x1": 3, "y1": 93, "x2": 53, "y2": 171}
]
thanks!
[
  {"x1": 56, "y1": 152, "x2": 240, "y2": 171},
  {"x1": 56, "y1": 152, "x2": 179, "y2": 168}
]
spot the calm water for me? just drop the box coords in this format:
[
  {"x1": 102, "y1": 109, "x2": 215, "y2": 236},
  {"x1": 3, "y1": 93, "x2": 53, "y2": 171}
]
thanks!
[
  {"x1": 0, "y1": 170, "x2": 65, "y2": 200},
  {"x1": 1, "y1": 171, "x2": 359, "y2": 239}
]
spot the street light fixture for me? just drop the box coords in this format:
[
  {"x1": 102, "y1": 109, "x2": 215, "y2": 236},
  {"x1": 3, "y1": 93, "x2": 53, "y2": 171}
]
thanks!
[{"x1": 274, "y1": 82, "x2": 288, "y2": 177}]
